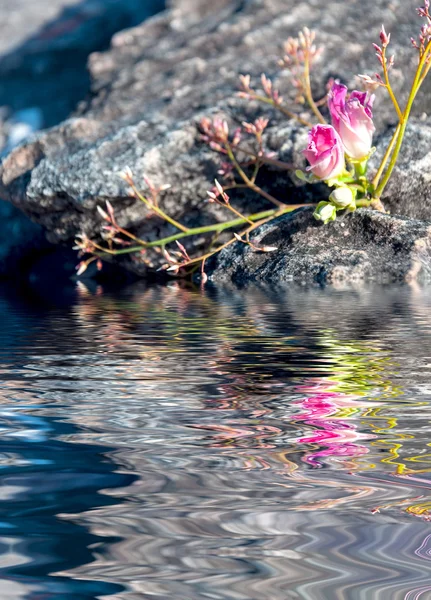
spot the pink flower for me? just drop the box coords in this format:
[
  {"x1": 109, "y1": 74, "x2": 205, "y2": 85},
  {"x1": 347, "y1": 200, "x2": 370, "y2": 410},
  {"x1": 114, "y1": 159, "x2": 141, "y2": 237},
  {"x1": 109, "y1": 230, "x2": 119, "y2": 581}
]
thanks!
[
  {"x1": 328, "y1": 82, "x2": 375, "y2": 160},
  {"x1": 303, "y1": 124, "x2": 345, "y2": 180}
]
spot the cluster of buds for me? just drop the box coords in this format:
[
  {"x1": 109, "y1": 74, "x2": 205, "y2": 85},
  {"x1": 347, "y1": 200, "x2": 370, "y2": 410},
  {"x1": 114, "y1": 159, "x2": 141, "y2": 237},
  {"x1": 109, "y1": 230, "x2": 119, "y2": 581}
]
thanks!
[
  {"x1": 241, "y1": 116, "x2": 269, "y2": 138},
  {"x1": 74, "y1": 200, "x2": 141, "y2": 275},
  {"x1": 279, "y1": 28, "x2": 323, "y2": 70},
  {"x1": 96, "y1": 200, "x2": 134, "y2": 247},
  {"x1": 74, "y1": 233, "x2": 97, "y2": 257},
  {"x1": 201, "y1": 115, "x2": 269, "y2": 153},
  {"x1": 238, "y1": 73, "x2": 283, "y2": 106},
  {"x1": 279, "y1": 28, "x2": 323, "y2": 102},
  {"x1": 74, "y1": 234, "x2": 102, "y2": 276},
  {"x1": 417, "y1": 0, "x2": 431, "y2": 20},
  {"x1": 118, "y1": 167, "x2": 171, "y2": 212},
  {"x1": 260, "y1": 74, "x2": 283, "y2": 106},
  {"x1": 241, "y1": 117, "x2": 269, "y2": 160},
  {"x1": 200, "y1": 114, "x2": 273, "y2": 182},
  {"x1": 358, "y1": 26, "x2": 394, "y2": 91},
  {"x1": 207, "y1": 179, "x2": 230, "y2": 204},
  {"x1": 412, "y1": 1, "x2": 431, "y2": 55},
  {"x1": 200, "y1": 117, "x2": 241, "y2": 154},
  {"x1": 118, "y1": 165, "x2": 134, "y2": 186},
  {"x1": 156, "y1": 241, "x2": 191, "y2": 275},
  {"x1": 373, "y1": 26, "x2": 394, "y2": 69},
  {"x1": 237, "y1": 73, "x2": 253, "y2": 98}
]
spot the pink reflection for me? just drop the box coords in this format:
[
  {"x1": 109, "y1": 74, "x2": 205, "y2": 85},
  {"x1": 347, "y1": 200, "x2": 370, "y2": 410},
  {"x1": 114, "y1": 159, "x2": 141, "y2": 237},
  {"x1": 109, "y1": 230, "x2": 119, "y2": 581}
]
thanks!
[{"x1": 293, "y1": 382, "x2": 370, "y2": 466}]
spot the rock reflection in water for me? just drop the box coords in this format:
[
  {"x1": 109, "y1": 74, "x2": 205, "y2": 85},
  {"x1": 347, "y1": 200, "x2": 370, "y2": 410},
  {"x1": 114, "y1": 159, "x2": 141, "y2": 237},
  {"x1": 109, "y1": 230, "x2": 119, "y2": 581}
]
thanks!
[{"x1": 0, "y1": 281, "x2": 431, "y2": 599}]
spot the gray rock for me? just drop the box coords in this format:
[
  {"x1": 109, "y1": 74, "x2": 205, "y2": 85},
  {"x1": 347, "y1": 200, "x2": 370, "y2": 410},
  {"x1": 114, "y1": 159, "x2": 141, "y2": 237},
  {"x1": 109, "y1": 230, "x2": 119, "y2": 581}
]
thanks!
[
  {"x1": 0, "y1": 0, "x2": 164, "y2": 279},
  {"x1": 208, "y1": 208, "x2": 431, "y2": 283},
  {"x1": 0, "y1": 0, "x2": 430, "y2": 280}
]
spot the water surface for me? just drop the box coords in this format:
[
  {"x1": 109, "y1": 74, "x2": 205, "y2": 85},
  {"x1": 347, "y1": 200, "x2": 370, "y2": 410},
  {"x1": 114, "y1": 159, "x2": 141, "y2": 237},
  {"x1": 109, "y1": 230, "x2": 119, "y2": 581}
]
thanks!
[{"x1": 1, "y1": 281, "x2": 431, "y2": 599}]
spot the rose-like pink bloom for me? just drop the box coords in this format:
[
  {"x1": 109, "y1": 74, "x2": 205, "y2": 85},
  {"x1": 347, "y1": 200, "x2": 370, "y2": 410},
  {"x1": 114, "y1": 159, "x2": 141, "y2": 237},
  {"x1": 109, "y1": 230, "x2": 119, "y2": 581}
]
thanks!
[
  {"x1": 328, "y1": 82, "x2": 375, "y2": 160},
  {"x1": 303, "y1": 124, "x2": 345, "y2": 180}
]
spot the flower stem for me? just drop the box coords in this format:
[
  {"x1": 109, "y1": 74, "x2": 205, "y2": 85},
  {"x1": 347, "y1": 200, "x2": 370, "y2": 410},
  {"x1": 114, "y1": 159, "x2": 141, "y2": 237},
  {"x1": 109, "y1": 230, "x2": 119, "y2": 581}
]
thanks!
[
  {"x1": 178, "y1": 207, "x2": 293, "y2": 269},
  {"x1": 356, "y1": 198, "x2": 373, "y2": 207},
  {"x1": 416, "y1": 57, "x2": 431, "y2": 94},
  {"x1": 146, "y1": 209, "x2": 281, "y2": 247},
  {"x1": 225, "y1": 143, "x2": 285, "y2": 208},
  {"x1": 303, "y1": 52, "x2": 326, "y2": 124},
  {"x1": 382, "y1": 47, "x2": 404, "y2": 122},
  {"x1": 250, "y1": 157, "x2": 261, "y2": 184},
  {"x1": 374, "y1": 39, "x2": 431, "y2": 199},
  {"x1": 248, "y1": 94, "x2": 313, "y2": 127},
  {"x1": 91, "y1": 204, "x2": 313, "y2": 263},
  {"x1": 372, "y1": 122, "x2": 401, "y2": 190},
  {"x1": 260, "y1": 156, "x2": 295, "y2": 170},
  {"x1": 91, "y1": 208, "x2": 286, "y2": 257},
  {"x1": 111, "y1": 223, "x2": 148, "y2": 247},
  {"x1": 129, "y1": 182, "x2": 189, "y2": 233},
  {"x1": 219, "y1": 199, "x2": 255, "y2": 225}
]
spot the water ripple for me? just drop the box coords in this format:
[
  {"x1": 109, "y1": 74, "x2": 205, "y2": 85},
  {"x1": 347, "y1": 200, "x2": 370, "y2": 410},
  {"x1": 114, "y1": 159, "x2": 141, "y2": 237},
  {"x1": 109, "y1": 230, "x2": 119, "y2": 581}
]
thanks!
[{"x1": 0, "y1": 282, "x2": 431, "y2": 598}]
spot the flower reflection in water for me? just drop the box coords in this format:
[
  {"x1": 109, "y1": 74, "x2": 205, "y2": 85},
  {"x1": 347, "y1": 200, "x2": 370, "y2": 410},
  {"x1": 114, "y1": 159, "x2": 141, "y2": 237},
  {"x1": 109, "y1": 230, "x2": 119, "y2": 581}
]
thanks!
[
  {"x1": 293, "y1": 380, "x2": 371, "y2": 467},
  {"x1": 73, "y1": 282, "x2": 431, "y2": 522}
]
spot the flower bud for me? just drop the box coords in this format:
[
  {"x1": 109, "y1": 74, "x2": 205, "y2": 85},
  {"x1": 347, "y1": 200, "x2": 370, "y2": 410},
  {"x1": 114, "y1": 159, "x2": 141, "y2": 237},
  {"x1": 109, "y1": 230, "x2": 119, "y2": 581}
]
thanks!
[
  {"x1": 380, "y1": 25, "x2": 390, "y2": 48},
  {"x1": 313, "y1": 201, "x2": 337, "y2": 224},
  {"x1": 328, "y1": 82, "x2": 375, "y2": 160},
  {"x1": 303, "y1": 124, "x2": 345, "y2": 181},
  {"x1": 329, "y1": 186, "x2": 355, "y2": 209}
]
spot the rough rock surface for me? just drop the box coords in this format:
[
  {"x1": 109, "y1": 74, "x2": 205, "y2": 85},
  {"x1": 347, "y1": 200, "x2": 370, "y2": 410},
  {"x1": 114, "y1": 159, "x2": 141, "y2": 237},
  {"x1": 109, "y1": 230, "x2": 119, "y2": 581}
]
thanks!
[
  {"x1": 0, "y1": 0, "x2": 430, "y2": 281},
  {"x1": 0, "y1": 0, "x2": 164, "y2": 278},
  {"x1": 208, "y1": 208, "x2": 431, "y2": 283}
]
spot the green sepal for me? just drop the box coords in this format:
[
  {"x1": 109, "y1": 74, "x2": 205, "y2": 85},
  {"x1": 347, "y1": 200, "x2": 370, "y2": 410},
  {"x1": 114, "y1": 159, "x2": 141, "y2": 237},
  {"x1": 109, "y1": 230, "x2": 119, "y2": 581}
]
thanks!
[{"x1": 313, "y1": 201, "x2": 337, "y2": 224}]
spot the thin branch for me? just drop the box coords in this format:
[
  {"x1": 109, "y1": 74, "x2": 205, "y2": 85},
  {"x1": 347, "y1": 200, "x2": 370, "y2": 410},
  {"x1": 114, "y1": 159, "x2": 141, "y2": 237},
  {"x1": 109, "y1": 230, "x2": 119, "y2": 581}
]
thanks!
[
  {"x1": 86, "y1": 204, "x2": 313, "y2": 264},
  {"x1": 371, "y1": 122, "x2": 401, "y2": 189},
  {"x1": 260, "y1": 156, "x2": 295, "y2": 170},
  {"x1": 381, "y1": 47, "x2": 403, "y2": 122},
  {"x1": 225, "y1": 143, "x2": 286, "y2": 208},
  {"x1": 244, "y1": 93, "x2": 313, "y2": 127},
  {"x1": 178, "y1": 206, "x2": 295, "y2": 270},
  {"x1": 220, "y1": 200, "x2": 255, "y2": 225},
  {"x1": 302, "y1": 51, "x2": 326, "y2": 124},
  {"x1": 129, "y1": 181, "x2": 189, "y2": 233}
]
